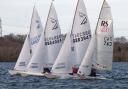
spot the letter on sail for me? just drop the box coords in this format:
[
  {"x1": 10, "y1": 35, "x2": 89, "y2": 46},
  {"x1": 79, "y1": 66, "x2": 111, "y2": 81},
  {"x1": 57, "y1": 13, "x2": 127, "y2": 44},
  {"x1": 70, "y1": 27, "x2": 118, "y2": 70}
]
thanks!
[
  {"x1": 71, "y1": 0, "x2": 91, "y2": 67},
  {"x1": 96, "y1": 0, "x2": 113, "y2": 70}
]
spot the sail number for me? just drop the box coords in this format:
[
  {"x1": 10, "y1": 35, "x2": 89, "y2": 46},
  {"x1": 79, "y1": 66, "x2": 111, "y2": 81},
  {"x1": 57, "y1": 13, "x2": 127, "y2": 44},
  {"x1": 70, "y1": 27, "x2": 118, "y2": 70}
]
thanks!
[
  {"x1": 104, "y1": 36, "x2": 113, "y2": 46},
  {"x1": 72, "y1": 30, "x2": 91, "y2": 43},
  {"x1": 45, "y1": 35, "x2": 63, "y2": 45}
]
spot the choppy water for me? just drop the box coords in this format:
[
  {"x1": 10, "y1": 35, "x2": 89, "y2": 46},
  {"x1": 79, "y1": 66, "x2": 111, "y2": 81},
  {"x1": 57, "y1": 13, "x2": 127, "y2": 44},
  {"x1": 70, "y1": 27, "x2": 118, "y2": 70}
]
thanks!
[{"x1": 0, "y1": 62, "x2": 128, "y2": 89}]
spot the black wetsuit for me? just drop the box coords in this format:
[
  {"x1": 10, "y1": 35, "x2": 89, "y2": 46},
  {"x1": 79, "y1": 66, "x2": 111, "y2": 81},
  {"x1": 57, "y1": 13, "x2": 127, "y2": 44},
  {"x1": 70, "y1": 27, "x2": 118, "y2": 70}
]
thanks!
[
  {"x1": 89, "y1": 68, "x2": 96, "y2": 77},
  {"x1": 43, "y1": 68, "x2": 51, "y2": 73}
]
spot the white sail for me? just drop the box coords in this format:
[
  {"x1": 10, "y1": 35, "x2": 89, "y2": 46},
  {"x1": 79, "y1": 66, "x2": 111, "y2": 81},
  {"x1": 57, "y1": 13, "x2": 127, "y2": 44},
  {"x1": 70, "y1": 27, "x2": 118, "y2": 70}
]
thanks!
[
  {"x1": 71, "y1": 0, "x2": 91, "y2": 67},
  {"x1": 26, "y1": 2, "x2": 62, "y2": 74},
  {"x1": 77, "y1": 34, "x2": 96, "y2": 76},
  {"x1": 26, "y1": 32, "x2": 46, "y2": 73},
  {"x1": 29, "y1": 7, "x2": 43, "y2": 55},
  {"x1": 14, "y1": 36, "x2": 31, "y2": 71},
  {"x1": 96, "y1": 0, "x2": 113, "y2": 70},
  {"x1": 51, "y1": 33, "x2": 73, "y2": 74},
  {"x1": 13, "y1": 7, "x2": 43, "y2": 72},
  {"x1": 44, "y1": 3, "x2": 62, "y2": 67}
]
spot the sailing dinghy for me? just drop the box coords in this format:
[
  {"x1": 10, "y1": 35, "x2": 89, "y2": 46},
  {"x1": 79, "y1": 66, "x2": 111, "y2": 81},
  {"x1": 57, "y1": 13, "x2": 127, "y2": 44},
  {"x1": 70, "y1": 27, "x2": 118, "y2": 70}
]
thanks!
[
  {"x1": 21, "y1": 1, "x2": 62, "y2": 76},
  {"x1": 76, "y1": 0, "x2": 113, "y2": 80},
  {"x1": 9, "y1": 7, "x2": 43, "y2": 75},
  {"x1": 45, "y1": 0, "x2": 91, "y2": 79}
]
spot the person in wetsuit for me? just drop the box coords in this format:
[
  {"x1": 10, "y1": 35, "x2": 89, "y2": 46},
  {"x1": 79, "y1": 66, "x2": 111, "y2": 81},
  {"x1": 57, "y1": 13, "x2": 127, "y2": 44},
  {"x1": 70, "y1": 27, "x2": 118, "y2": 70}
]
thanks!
[
  {"x1": 43, "y1": 68, "x2": 51, "y2": 73},
  {"x1": 89, "y1": 66, "x2": 96, "y2": 77}
]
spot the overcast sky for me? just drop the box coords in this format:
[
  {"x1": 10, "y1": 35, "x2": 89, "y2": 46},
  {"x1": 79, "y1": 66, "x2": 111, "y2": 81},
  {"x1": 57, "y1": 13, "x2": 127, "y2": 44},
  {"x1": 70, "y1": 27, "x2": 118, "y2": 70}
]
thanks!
[{"x1": 0, "y1": 0, "x2": 127, "y2": 37}]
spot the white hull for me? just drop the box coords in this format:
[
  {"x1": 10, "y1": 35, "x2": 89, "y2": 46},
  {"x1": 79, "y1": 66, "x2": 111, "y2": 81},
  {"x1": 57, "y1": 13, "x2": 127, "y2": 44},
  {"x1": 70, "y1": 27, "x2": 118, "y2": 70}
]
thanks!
[
  {"x1": 20, "y1": 72, "x2": 45, "y2": 77},
  {"x1": 45, "y1": 73, "x2": 73, "y2": 79},
  {"x1": 8, "y1": 70, "x2": 24, "y2": 75},
  {"x1": 73, "y1": 75, "x2": 107, "y2": 80}
]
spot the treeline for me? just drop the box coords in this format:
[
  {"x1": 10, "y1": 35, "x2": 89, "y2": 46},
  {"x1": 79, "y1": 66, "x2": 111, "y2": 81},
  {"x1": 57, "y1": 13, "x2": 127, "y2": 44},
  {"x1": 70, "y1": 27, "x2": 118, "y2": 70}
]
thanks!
[
  {"x1": 0, "y1": 34, "x2": 26, "y2": 62},
  {"x1": 0, "y1": 34, "x2": 128, "y2": 62},
  {"x1": 113, "y1": 37, "x2": 128, "y2": 62}
]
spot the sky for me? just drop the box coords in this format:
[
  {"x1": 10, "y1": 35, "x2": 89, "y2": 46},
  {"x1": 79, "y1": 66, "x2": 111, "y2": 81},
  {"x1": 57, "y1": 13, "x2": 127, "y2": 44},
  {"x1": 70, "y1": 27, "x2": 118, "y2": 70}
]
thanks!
[{"x1": 0, "y1": 0, "x2": 128, "y2": 37}]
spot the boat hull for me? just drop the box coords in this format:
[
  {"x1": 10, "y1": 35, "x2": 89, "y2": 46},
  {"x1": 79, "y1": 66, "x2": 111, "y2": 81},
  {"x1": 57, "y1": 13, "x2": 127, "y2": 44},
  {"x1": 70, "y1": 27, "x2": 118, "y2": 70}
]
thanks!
[
  {"x1": 20, "y1": 72, "x2": 45, "y2": 77},
  {"x1": 45, "y1": 73, "x2": 73, "y2": 79},
  {"x1": 8, "y1": 70, "x2": 24, "y2": 75},
  {"x1": 73, "y1": 75, "x2": 107, "y2": 80}
]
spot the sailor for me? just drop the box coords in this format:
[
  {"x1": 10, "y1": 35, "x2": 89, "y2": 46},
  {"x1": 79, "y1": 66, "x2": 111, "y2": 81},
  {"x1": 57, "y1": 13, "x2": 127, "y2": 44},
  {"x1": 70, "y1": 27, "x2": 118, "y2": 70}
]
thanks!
[
  {"x1": 89, "y1": 65, "x2": 96, "y2": 77},
  {"x1": 43, "y1": 68, "x2": 51, "y2": 73}
]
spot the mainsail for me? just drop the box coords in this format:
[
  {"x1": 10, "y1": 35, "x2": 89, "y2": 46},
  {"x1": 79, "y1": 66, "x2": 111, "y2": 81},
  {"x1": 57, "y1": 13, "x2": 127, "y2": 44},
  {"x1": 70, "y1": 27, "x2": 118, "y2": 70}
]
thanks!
[
  {"x1": 14, "y1": 7, "x2": 43, "y2": 71},
  {"x1": 44, "y1": 2, "x2": 62, "y2": 68},
  {"x1": 95, "y1": 0, "x2": 113, "y2": 70},
  {"x1": 71, "y1": 0, "x2": 91, "y2": 67}
]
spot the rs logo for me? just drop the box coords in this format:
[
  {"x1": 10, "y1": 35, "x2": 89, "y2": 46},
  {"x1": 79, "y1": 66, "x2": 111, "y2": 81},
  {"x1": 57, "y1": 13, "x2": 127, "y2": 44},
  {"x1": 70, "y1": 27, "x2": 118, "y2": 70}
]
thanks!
[{"x1": 101, "y1": 21, "x2": 108, "y2": 27}]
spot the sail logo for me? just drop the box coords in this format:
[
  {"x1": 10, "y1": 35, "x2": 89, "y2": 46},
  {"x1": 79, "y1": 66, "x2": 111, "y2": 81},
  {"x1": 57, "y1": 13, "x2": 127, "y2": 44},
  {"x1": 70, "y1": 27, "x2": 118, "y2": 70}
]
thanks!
[
  {"x1": 50, "y1": 18, "x2": 59, "y2": 30},
  {"x1": 104, "y1": 36, "x2": 113, "y2": 47},
  {"x1": 36, "y1": 20, "x2": 41, "y2": 29},
  {"x1": 100, "y1": 21, "x2": 109, "y2": 32},
  {"x1": 79, "y1": 11, "x2": 87, "y2": 25}
]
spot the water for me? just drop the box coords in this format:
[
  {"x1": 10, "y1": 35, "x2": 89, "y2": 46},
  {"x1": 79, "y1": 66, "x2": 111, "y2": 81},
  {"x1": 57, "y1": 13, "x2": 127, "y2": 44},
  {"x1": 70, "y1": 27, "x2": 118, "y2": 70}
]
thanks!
[{"x1": 0, "y1": 62, "x2": 128, "y2": 89}]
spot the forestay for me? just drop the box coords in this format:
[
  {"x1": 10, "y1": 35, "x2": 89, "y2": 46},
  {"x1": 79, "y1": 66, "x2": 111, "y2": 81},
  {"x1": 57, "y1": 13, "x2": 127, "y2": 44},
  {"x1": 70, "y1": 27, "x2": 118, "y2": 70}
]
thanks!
[
  {"x1": 95, "y1": 0, "x2": 113, "y2": 70},
  {"x1": 14, "y1": 7, "x2": 43, "y2": 71},
  {"x1": 71, "y1": 0, "x2": 91, "y2": 67}
]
